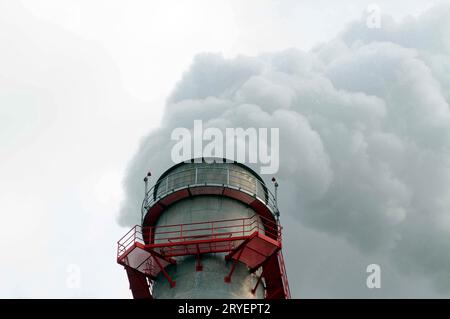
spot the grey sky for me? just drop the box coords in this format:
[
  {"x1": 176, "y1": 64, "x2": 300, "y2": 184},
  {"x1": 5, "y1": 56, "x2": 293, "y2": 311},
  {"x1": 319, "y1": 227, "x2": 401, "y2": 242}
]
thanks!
[{"x1": 0, "y1": 0, "x2": 448, "y2": 298}]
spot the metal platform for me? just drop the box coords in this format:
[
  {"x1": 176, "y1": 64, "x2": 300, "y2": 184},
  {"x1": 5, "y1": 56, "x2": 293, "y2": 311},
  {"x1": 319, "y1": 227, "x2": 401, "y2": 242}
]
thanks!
[
  {"x1": 117, "y1": 214, "x2": 290, "y2": 299},
  {"x1": 141, "y1": 165, "x2": 280, "y2": 227}
]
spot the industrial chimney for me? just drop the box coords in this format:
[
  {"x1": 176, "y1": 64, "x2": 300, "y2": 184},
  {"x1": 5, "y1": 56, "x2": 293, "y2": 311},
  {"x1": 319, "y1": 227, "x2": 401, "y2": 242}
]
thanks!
[{"x1": 117, "y1": 158, "x2": 290, "y2": 299}]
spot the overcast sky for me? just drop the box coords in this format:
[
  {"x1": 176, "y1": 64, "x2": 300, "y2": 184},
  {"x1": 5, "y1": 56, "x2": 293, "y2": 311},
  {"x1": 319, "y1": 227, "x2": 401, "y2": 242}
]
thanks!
[{"x1": 1, "y1": 0, "x2": 449, "y2": 298}]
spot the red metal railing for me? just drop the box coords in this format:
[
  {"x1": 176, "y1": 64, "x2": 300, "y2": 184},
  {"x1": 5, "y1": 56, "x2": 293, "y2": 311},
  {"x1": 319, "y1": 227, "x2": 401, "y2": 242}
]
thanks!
[
  {"x1": 141, "y1": 166, "x2": 280, "y2": 223},
  {"x1": 117, "y1": 214, "x2": 290, "y2": 299},
  {"x1": 117, "y1": 214, "x2": 281, "y2": 261}
]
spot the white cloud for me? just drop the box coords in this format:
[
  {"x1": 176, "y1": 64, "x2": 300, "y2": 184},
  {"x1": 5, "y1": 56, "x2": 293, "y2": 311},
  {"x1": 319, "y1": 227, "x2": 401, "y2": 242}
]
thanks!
[
  {"x1": 2, "y1": 0, "x2": 449, "y2": 298},
  {"x1": 121, "y1": 3, "x2": 450, "y2": 296}
]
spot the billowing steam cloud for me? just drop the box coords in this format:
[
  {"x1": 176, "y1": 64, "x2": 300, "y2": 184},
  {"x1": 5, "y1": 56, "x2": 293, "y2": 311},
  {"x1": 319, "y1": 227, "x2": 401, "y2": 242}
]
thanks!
[{"x1": 120, "y1": 4, "x2": 450, "y2": 295}]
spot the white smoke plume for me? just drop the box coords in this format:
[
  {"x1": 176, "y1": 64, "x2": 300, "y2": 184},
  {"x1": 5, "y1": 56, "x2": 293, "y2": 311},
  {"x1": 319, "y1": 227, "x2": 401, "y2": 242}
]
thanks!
[{"x1": 120, "y1": 4, "x2": 450, "y2": 296}]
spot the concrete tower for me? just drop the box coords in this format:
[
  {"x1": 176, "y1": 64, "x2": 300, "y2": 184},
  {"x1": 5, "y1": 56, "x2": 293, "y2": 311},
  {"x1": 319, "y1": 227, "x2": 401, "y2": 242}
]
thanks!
[{"x1": 117, "y1": 158, "x2": 290, "y2": 299}]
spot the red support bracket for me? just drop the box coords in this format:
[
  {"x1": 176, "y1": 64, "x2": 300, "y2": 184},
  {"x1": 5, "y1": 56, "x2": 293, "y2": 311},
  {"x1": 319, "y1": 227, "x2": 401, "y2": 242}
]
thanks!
[
  {"x1": 195, "y1": 244, "x2": 203, "y2": 271},
  {"x1": 251, "y1": 266, "x2": 266, "y2": 295},
  {"x1": 152, "y1": 253, "x2": 176, "y2": 288},
  {"x1": 196, "y1": 255, "x2": 203, "y2": 271},
  {"x1": 224, "y1": 247, "x2": 245, "y2": 283}
]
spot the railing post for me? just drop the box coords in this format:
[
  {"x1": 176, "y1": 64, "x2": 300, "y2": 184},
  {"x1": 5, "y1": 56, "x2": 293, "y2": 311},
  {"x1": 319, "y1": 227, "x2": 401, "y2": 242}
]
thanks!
[
  {"x1": 144, "y1": 178, "x2": 148, "y2": 206},
  {"x1": 143, "y1": 173, "x2": 150, "y2": 225},
  {"x1": 272, "y1": 177, "x2": 280, "y2": 221},
  {"x1": 195, "y1": 168, "x2": 198, "y2": 184},
  {"x1": 227, "y1": 167, "x2": 230, "y2": 185}
]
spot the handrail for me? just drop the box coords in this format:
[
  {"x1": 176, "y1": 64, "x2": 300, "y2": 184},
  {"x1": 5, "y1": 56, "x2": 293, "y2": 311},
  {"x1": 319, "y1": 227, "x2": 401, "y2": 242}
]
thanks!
[
  {"x1": 141, "y1": 166, "x2": 280, "y2": 223},
  {"x1": 117, "y1": 215, "x2": 282, "y2": 260}
]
